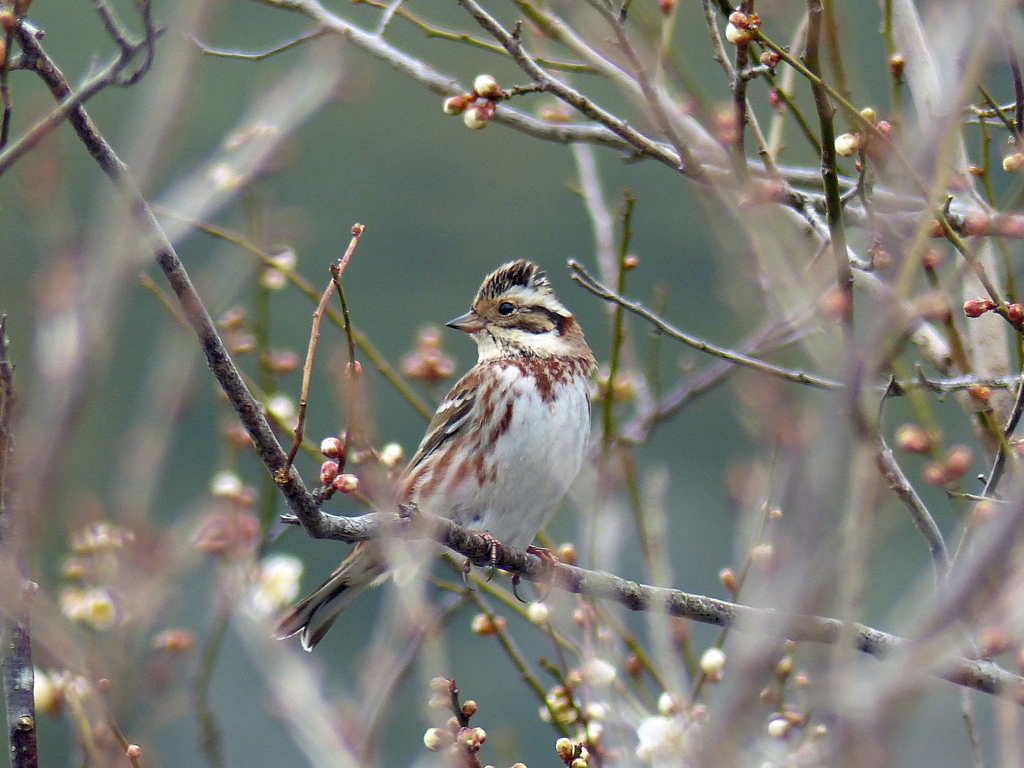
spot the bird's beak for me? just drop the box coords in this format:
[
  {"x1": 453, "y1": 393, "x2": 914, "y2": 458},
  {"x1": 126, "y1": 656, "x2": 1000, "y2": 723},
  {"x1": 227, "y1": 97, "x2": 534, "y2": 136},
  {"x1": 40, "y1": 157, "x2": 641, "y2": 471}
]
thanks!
[{"x1": 446, "y1": 311, "x2": 486, "y2": 333}]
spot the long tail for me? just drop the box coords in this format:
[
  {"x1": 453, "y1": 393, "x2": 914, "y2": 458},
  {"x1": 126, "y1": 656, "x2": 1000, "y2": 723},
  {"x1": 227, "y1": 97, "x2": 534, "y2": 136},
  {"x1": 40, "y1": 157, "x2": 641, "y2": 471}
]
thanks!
[{"x1": 275, "y1": 542, "x2": 387, "y2": 651}]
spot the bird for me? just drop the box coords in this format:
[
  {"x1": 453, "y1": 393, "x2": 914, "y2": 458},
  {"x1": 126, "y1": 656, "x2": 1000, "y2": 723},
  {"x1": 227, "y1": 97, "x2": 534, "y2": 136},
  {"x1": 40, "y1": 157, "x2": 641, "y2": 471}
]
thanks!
[{"x1": 276, "y1": 260, "x2": 596, "y2": 650}]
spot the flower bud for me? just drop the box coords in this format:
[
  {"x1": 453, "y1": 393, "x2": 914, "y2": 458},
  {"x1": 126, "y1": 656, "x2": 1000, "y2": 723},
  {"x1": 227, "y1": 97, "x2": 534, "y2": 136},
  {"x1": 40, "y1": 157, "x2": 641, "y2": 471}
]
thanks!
[
  {"x1": 555, "y1": 737, "x2": 574, "y2": 762},
  {"x1": 430, "y1": 676, "x2": 452, "y2": 692},
  {"x1": 153, "y1": 628, "x2": 195, "y2": 653},
  {"x1": 379, "y1": 442, "x2": 405, "y2": 468},
  {"x1": 1003, "y1": 153, "x2": 1024, "y2": 173},
  {"x1": 33, "y1": 669, "x2": 62, "y2": 715},
  {"x1": 320, "y1": 437, "x2": 343, "y2": 458},
  {"x1": 527, "y1": 601, "x2": 550, "y2": 625},
  {"x1": 700, "y1": 647, "x2": 726, "y2": 675},
  {"x1": 894, "y1": 423, "x2": 933, "y2": 454},
  {"x1": 922, "y1": 460, "x2": 948, "y2": 486},
  {"x1": 423, "y1": 728, "x2": 448, "y2": 751},
  {"x1": 658, "y1": 691, "x2": 684, "y2": 715},
  {"x1": 443, "y1": 95, "x2": 470, "y2": 115},
  {"x1": 264, "y1": 349, "x2": 300, "y2": 374},
  {"x1": 767, "y1": 717, "x2": 790, "y2": 738},
  {"x1": 774, "y1": 655, "x2": 793, "y2": 678},
  {"x1": 719, "y1": 567, "x2": 737, "y2": 592},
  {"x1": 464, "y1": 105, "x2": 489, "y2": 130},
  {"x1": 210, "y1": 471, "x2": 243, "y2": 498},
  {"x1": 889, "y1": 53, "x2": 905, "y2": 79},
  {"x1": 266, "y1": 393, "x2": 297, "y2": 424},
  {"x1": 834, "y1": 133, "x2": 861, "y2": 157},
  {"x1": 580, "y1": 658, "x2": 617, "y2": 687},
  {"x1": 759, "y1": 50, "x2": 779, "y2": 67},
  {"x1": 963, "y1": 298, "x2": 996, "y2": 320},
  {"x1": 557, "y1": 543, "x2": 577, "y2": 565},
  {"x1": 968, "y1": 383, "x2": 991, "y2": 405},
  {"x1": 1009, "y1": 303, "x2": 1024, "y2": 326},
  {"x1": 471, "y1": 613, "x2": 505, "y2": 635},
  {"x1": 332, "y1": 473, "x2": 359, "y2": 493},
  {"x1": 320, "y1": 461, "x2": 339, "y2": 485},
  {"x1": 944, "y1": 445, "x2": 973, "y2": 481},
  {"x1": 749, "y1": 542, "x2": 774, "y2": 565},
  {"x1": 461, "y1": 700, "x2": 478, "y2": 719},
  {"x1": 473, "y1": 74, "x2": 501, "y2": 99},
  {"x1": 725, "y1": 22, "x2": 753, "y2": 45}
]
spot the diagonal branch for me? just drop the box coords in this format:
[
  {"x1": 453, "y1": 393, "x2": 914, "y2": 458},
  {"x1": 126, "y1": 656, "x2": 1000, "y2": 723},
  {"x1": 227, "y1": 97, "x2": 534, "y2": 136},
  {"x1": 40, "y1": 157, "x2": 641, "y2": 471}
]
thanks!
[
  {"x1": 14, "y1": 23, "x2": 328, "y2": 538},
  {"x1": 455, "y1": 0, "x2": 711, "y2": 183},
  {"x1": 570, "y1": 260, "x2": 842, "y2": 389}
]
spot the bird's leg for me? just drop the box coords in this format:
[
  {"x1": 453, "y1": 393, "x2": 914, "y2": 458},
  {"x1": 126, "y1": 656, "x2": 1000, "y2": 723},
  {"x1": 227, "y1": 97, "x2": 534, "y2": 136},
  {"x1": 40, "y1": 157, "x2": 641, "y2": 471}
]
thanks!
[{"x1": 476, "y1": 531, "x2": 503, "y2": 581}]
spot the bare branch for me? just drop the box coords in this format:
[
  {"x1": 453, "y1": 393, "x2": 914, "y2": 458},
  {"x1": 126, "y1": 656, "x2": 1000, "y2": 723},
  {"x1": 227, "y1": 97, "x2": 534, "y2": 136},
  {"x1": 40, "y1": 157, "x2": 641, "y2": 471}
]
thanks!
[
  {"x1": 276, "y1": 505, "x2": 1024, "y2": 702},
  {"x1": 570, "y1": 260, "x2": 842, "y2": 390},
  {"x1": 0, "y1": 319, "x2": 38, "y2": 768}
]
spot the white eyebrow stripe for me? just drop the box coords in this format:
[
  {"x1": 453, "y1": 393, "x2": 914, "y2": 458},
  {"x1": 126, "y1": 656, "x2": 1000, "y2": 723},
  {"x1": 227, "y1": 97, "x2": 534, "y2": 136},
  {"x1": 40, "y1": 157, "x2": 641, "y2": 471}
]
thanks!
[{"x1": 496, "y1": 287, "x2": 569, "y2": 317}]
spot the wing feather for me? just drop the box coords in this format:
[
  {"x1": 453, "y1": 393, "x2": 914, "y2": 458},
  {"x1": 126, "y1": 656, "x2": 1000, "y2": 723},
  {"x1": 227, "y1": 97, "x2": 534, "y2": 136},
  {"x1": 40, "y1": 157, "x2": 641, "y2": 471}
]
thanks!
[{"x1": 404, "y1": 376, "x2": 478, "y2": 472}]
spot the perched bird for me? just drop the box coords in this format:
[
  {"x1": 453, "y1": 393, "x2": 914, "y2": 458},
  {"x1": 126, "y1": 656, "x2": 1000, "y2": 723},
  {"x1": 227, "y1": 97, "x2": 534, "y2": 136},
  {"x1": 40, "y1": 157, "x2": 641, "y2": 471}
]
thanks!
[{"x1": 276, "y1": 260, "x2": 596, "y2": 650}]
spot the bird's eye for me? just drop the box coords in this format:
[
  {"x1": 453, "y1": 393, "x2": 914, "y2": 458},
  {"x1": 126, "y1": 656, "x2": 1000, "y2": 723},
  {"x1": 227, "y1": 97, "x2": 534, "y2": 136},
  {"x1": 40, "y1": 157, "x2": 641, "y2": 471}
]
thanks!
[{"x1": 498, "y1": 301, "x2": 516, "y2": 316}]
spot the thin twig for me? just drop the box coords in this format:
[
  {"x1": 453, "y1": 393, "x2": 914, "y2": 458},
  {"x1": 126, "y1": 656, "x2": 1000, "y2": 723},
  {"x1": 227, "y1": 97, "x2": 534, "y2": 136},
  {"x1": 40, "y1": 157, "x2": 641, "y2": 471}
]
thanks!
[
  {"x1": 150, "y1": 209, "x2": 435, "y2": 421},
  {"x1": 0, "y1": 19, "x2": 162, "y2": 176},
  {"x1": 876, "y1": 440, "x2": 949, "y2": 578},
  {"x1": 1010, "y1": 42, "x2": 1024, "y2": 137},
  {"x1": 0, "y1": 317, "x2": 38, "y2": 768},
  {"x1": 285, "y1": 224, "x2": 365, "y2": 474},
  {"x1": 570, "y1": 260, "x2": 841, "y2": 390},
  {"x1": 982, "y1": 370, "x2": 1024, "y2": 497},
  {"x1": 455, "y1": 0, "x2": 711, "y2": 183},
  {"x1": 191, "y1": 29, "x2": 327, "y2": 60},
  {"x1": 461, "y1": 572, "x2": 572, "y2": 737}
]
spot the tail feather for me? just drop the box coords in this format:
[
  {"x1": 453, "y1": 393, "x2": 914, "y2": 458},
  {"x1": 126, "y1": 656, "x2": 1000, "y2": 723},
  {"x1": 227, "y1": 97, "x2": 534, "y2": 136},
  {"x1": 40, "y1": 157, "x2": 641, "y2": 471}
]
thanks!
[{"x1": 275, "y1": 543, "x2": 386, "y2": 651}]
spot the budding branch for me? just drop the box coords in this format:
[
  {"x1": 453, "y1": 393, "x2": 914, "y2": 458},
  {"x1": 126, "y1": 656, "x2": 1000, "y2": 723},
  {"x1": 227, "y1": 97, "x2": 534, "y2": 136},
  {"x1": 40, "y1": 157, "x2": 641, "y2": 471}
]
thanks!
[{"x1": 280, "y1": 504, "x2": 1024, "y2": 703}]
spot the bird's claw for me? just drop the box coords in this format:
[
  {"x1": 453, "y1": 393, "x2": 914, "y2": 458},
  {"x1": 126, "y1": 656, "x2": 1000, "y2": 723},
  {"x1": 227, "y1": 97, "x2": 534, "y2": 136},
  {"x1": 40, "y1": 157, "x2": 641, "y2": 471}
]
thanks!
[{"x1": 475, "y1": 531, "x2": 503, "y2": 581}]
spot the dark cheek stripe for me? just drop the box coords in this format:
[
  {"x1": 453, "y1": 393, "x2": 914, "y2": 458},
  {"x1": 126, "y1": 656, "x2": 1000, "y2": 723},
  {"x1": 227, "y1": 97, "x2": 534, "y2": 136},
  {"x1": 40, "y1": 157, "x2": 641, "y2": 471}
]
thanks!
[{"x1": 520, "y1": 307, "x2": 565, "y2": 335}]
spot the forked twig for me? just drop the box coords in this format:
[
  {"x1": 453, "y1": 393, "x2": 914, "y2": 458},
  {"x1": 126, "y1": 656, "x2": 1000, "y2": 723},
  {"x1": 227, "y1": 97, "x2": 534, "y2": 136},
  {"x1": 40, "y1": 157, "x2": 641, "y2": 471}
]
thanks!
[{"x1": 283, "y1": 224, "x2": 366, "y2": 475}]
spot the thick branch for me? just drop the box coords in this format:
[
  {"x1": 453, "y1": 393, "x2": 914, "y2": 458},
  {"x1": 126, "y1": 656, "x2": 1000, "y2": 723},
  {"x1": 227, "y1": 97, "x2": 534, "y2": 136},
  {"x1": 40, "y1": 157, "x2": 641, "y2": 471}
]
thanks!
[
  {"x1": 15, "y1": 24, "x2": 328, "y2": 537},
  {"x1": 280, "y1": 506, "x2": 1024, "y2": 701}
]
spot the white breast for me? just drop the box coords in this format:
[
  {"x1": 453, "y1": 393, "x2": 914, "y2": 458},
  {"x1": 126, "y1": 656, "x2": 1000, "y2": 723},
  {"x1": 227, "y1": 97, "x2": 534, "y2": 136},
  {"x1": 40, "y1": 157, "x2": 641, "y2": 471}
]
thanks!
[{"x1": 434, "y1": 363, "x2": 591, "y2": 548}]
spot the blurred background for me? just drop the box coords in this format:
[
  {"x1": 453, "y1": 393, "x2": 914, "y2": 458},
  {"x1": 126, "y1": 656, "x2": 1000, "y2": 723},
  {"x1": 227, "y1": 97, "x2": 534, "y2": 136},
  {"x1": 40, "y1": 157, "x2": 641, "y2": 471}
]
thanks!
[{"x1": 1, "y1": 0, "x2": 1021, "y2": 766}]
